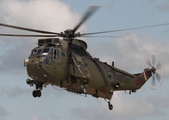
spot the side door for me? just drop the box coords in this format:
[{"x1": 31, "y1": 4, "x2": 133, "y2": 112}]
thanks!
[{"x1": 53, "y1": 48, "x2": 69, "y2": 80}]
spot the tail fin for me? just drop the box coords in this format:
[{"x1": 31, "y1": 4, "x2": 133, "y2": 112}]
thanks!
[{"x1": 134, "y1": 68, "x2": 155, "y2": 89}]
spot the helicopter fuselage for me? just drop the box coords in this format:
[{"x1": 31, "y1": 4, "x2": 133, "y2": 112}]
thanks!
[{"x1": 24, "y1": 38, "x2": 153, "y2": 99}]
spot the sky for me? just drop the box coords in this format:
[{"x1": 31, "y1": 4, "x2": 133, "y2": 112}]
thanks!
[{"x1": 0, "y1": 0, "x2": 169, "y2": 120}]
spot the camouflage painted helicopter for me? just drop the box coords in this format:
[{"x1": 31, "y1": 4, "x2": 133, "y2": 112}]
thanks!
[{"x1": 0, "y1": 6, "x2": 167, "y2": 110}]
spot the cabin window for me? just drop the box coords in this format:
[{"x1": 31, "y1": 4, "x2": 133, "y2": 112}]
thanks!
[
  {"x1": 71, "y1": 44, "x2": 87, "y2": 56},
  {"x1": 85, "y1": 63, "x2": 88, "y2": 71},
  {"x1": 62, "y1": 51, "x2": 66, "y2": 57},
  {"x1": 77, "y1": 61, "x2": 82, "y2": 69},
  {"x1": 107, "y1": 70, "x2": 114, "y2": 79},
  {"x1": 53, "y1": 49, "x2": 60, "y2": 60}
]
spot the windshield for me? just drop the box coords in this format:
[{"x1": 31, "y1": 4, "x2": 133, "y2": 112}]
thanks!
[
  {"x1": 36, "y1": 49, "x2": 42, "y2": 55},
  {"x1": 30, "y1": 49, "x2": 37, "y2": 56},
  {"x1": 30, "y1": 47, "x2": 51, "y2": 57},
  {"x1": 41, "y1": 47, "x2": 50, "y2": 56}
]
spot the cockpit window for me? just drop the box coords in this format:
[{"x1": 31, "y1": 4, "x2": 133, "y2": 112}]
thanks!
[
  {"x1": 53, "y1": 49, "x2": 60, "y2": 60},
  {"x1": 42, "y1": 47, "x2": 50, "y2": 54},
  {"x1": 30, "y1": 47, "x2": 52, "y2": 57},
  {"x1": 40, "y1": 47, "x2": 51, "y2": 56},
  {"x1": 36, "y1": 49, "x2": 42, "y2": 55},
  {"x1": 30, "y1": 47, "x2": 51, "y2": 56},
  {"x1": 30, "y1": 49, "x2": 37, "y2": 56}
]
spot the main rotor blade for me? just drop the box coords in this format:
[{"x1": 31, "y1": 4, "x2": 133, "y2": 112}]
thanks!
[
  {"x1": 0, "y1": 23, "x2": 60, "y2": 35},
  {"x1": 81, "y1": 23, "x2": 169, "y2": 36},
  {"x1": 81, "y1": 35, "x2": 122, "y2": 38},
  {"x1": 0, "y1": 34, "x2": 59, "y2": 37},
  {"x1": 73, "y1": 6, "x2": 100, "y2": 33}
]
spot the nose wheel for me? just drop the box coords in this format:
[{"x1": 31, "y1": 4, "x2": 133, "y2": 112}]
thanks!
[
  {"x1": 26, "y1": 78, "x2": 43, "y2": 98},
  {"x1": 32, "y1": 90, "x2": 42, "y2": 97}
]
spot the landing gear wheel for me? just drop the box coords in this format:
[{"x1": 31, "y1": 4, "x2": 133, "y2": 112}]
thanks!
[
  {"x1": 37, "y1": 90, "x2": 42, "y2": 97},
  {"x1": 108, "y1": 104, "x2": 113, "y2": 110},
  {"x1": 77, "y1": 86, "x2": 87, "y2": 94},
  {"x1": 108, "y1": 101, "x2": 113, "y2": 110},
  {"x1": 77, "y1": 89, "x2": 83, "y2": 94},
  {"x1": 32, "y1": 90, "x2": 42, "y2": 98},
  {"x1": 32, "y1": 90, "x2": 37, "y2": 98}
]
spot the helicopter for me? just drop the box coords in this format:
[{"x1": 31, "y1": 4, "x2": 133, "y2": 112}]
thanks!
[{"x1": 0, "y1": 6, "x2": 167, "y2": 110}]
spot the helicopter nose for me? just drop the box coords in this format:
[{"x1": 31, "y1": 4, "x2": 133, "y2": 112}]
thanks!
[
  {"x1": 25, "y1": 58, "x2": 41, "y2": 78},
  {"x1": 24, "y1": 58, "x2": 29, "y2": 67}
]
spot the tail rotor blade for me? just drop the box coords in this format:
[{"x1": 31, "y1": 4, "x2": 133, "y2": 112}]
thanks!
[
  {"x1": 151, "y1": 50, "x2": 156, "y2": 67},
  {"x1": 151, "y1": 75, "x2": 156, "y2": 90},
  {"x1": 156, "y1": 60, "x2": 164, "y2": 70},
  {"x1": 156, "y1": 73, "x2": 163, "y2": 86},
  {"x1": 144, "y1": 55, "x2": 152, "y2": 67}
]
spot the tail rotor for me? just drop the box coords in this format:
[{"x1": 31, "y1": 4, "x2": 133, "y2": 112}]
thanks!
[{"x1": 144, "y1": 51, "x2": 164, "y2": 89}]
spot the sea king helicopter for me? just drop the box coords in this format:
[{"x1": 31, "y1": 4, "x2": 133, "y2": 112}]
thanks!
[{"x1": 0, "y1": 6, "x2": 168, "y2": 110}]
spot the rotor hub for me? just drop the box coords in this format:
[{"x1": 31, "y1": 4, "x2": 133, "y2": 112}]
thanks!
[
  {"x1": 151, "y1": 67, "x2": 156, "y2": 74},
  {"x1": 60, "y1": 29, "x2": 81, "y2": 39}
]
